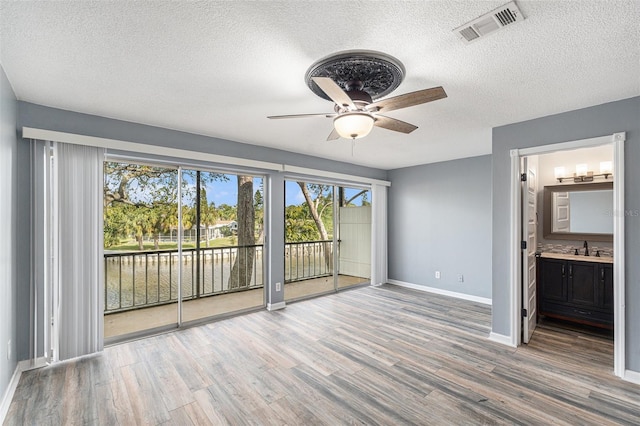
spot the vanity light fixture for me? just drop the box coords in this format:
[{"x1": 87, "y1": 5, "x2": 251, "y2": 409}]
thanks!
[
  {"x1": 600, "y1": 161, "x2": 613, "y2": 178},
  {"x1": 554, "y1": 167, "x2": 566, "y2": 181},
  {"x1": 555, "y1": 162, "x2": 614, "y2": 183},
  {"x1": 574, "y1": 164, "x2": 593, "y2": 182}
]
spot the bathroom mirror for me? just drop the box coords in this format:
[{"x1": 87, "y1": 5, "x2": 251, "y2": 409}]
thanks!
[{"x1": 543, "y1": 181, "x2": 613, "y2": 242}]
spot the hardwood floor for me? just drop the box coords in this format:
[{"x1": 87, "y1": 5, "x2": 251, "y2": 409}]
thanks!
[{"x1": 5, "y1": 284, "x2": 640, "y2": 425}]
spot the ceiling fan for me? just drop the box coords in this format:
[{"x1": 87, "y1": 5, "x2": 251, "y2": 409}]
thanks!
[{"x1": 268, "y1": 50, "x2": 447, "y2": 141}]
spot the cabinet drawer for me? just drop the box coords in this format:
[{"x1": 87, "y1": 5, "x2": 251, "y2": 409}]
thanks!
[{"x1": 540, "y1": 301, "x2": 613, "y2": 328}]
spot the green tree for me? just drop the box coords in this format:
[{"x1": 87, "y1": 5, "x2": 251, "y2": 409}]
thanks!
[
  {"x1": 285, "y1": 205, "x2": 318, "y2": 242},
  {"x1": 104, "y1": 202, "x2": 129, "y2": 247},
  {"x1": 200, "y1": 191, "x2": 218, "y2": 247},
  {"x1": 104, "y1": 162, "x2": 178, "y2": 250},
  {"x1": 147, "y1": 202, "x2": 177, "y2": 249},
  {"x1": 297, "y1": 182, "x2": 333, "y2": 268},
  {"x1": 216, "y1": 204, "x2": 236, "y2": 221}
]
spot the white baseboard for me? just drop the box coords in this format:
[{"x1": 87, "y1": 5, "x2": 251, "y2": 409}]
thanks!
[
  {"x1": 489, "y1": 332, "x2": 517, "y2": 348},
  {"x1": 387, "y1": 279, "x2": 492, "y2": 305},
  {"x1": 0, "y1": 357, "x2": 48, "y2": 423},
  {"x1": 624, "y1": 369, "x2": 640, "y2": 385},
  {"x1": 0, "y1": 363, "x2": 21, "y2": 424},
  {"x1": 267, "y1": 301, "x2": 286, "y2": 311}
]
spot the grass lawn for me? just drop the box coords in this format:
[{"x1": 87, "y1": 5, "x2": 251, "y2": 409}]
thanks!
[{"x1": 106, "y1": 237, "x2": 237, "y2": 251}]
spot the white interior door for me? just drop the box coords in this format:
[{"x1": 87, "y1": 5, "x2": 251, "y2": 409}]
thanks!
[{"x1": 522, "y1": 157, "x2": 538, "y2": 344}]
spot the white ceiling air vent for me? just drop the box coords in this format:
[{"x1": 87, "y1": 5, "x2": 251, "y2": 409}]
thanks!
[{"x1": 454, "y1": 1, "x2": 524, "y2": 44}]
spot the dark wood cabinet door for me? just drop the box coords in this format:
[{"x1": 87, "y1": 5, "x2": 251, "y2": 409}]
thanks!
[
  {"x1": 600, "y1": 264, "x2": 614, "y2": 310},
  {"x1": 538, "y1": 257, "x2": 613, "y2": 329},
  {"x1": 539, "y1": 258, "x2": 566, "y2": 302},
  {"x1": 567, "y1": 262, "x2": 599, "y2": 306}
]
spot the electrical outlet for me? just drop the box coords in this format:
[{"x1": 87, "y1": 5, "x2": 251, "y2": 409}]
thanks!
[
  {"x1": 458, "y1": 274, "x2": 464, "y2": 283},
  {"x1": 435, "y1": 271, "x2": 441, "y2": 279},
  {"x1": 275, "y1": 282, "x2": 281, "y2": 292},
  {"x1": 7, "y1": 340, "x2": 11, "y2": 360}
]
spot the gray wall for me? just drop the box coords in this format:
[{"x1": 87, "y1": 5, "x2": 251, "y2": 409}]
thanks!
[
  {"x1": 14, "y1": 101, "x2": 387, "y2": 359},
  {"x1": 492, "y1": 96, "x2": 640, "y2": 372},
  {"x1": 0, "y1": 65, "x2": 18, "y2": 405},
  {"x1": 388, "y1": 155, "x2": 492, "y2": 299}
]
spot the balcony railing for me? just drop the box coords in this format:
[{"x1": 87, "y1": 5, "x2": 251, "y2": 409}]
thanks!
[
  {"x1": 285, "y1": 240, "x2": 333, "y2": 282},
  {"x1": 104, "y1": 241, "x2": 334, "y2": 314}
]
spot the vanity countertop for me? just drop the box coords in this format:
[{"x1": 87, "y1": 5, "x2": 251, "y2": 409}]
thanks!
[{"x1": 539, "y1": 252, "x2": 613, "y2": 264}]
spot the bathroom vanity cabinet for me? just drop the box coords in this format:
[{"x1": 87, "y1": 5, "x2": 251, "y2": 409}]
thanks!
[{"x1": 537, "y1": 254, "x2": 613, "y2": 329}]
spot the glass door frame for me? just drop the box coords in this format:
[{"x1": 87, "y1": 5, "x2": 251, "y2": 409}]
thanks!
[
  {"x1": 283, "y1": 176, "x2": 372, "y2": 300},
  {"x1": 103, "y1": 154, "x2": 268, "y2": 343}
]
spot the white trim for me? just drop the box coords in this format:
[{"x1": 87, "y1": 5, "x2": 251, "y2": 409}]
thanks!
[
  {"x1": 518, "y1": 134, "x2": 612, "y2": 156},
  {"x1": 0, "y1": 365, "x2": 21, "y2": 423},
  {"x1": 623, "y1": 369, "x2": 640, "y2": 385},
  {"x1": 267, "y1": 301, "x2": 286, "y2": 311},
  {"x1": 0, "y1": 358, "x2": 47, "y2": 423},
  {"x1": 18, "y1": 357, "x2": 48, "y2": 371},
  {"x1": 22, "y1": 127, "x2": 283, "y2": 172},
  {"x1": 488, "y1": 332, "x2": 517, "y2": 348},
  {"x1": 508, "y1": 132, "x2": 627, "y2": 379},
  {"x1": 387, "y1": 279, "x2": 492, "y2": 305},
  {"x1": 612, "y1": 133, "x2": 626, "y2": 377},
  {"x1": 23, "y1": 127, "x2": 389, "y2": 187},
  {"x1": 283, "y1": 165, "x2": 390, "y2": 187}
]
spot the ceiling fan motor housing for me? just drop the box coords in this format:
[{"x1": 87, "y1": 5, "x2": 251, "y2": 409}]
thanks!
[
  {"x1": 334, "y1": 89, "x2": 373, "y2": 112},
  {"x1": 305, "y1": 50, "x2": 406, "y2": 102}
]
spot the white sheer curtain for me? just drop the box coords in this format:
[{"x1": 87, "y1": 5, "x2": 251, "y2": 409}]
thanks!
[
  {"x1": 371, "y1": 183, "x2": 388, "y2": 286},
  {"x1": 50, "y1": 142, "x2": 105, "y2": 361}
]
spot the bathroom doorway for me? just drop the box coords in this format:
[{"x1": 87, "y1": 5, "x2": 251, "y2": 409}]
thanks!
[{"x1": 510, "y1": 132, "x2": 626, "y2": 378}]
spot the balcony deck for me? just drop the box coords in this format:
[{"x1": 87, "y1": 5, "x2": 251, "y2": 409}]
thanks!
[{"x1": 105, "y1": 274, "x2": 366, "y2": 339}]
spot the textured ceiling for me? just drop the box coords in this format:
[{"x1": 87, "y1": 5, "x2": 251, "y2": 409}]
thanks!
[{"x1": 1, "y1": 1, "x2": 638, "y2": 170}]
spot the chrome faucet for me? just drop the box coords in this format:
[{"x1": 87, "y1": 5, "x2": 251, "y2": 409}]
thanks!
[{"x1": 583, "y1": 240, "x2": 589, "y2": 256}]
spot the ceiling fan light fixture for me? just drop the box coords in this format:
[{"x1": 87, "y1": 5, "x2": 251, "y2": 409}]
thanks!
[{"x1": 333, "y1": 112, "x2": 375, "y2": 139}]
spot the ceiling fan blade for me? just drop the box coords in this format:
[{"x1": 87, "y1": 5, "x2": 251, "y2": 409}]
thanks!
[
  {"x1": 311, "y1": 77, "x2": 356, "y2": 109},
  {"x1": 373, "y1": 115, "x2": 418, "y2": 134},
  {"x1": 267, "y1": 113, "x2": 336, "y2": 119},
  {"x1": 326, "y1": 128, "x2": 340, "y2": 141},
  {"x1": 368, "y1": 86, "x2": 447, "y2": 113}
]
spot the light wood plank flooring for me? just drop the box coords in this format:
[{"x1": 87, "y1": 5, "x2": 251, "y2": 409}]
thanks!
[{"x1": 5, "y1": 284, "x2": 640, "y2": 425}]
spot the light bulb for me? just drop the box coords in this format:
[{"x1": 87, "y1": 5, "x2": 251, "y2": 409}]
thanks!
[
  {"x1": 575, "y1": 164, "x2": 588, "y2": 176},
  {"x1": 600, "y1": 161, "x2": 612, "y2": 174},
  {"x1": 333, "y1": 113, "x2": 375, "y2": 139}
]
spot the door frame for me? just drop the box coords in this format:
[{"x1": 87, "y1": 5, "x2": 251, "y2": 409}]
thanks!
[{"x1": 509, "y1": 132, "x2": 626, "y2": 378}]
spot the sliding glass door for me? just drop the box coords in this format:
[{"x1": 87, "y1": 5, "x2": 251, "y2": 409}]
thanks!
[
  {"x1": 180, "y1": 170, "x2": 264, "y2": 323},
  {"x1": 283, "y1": 181, "x2": 371, "y2": 302},
  {"x1": 284, "y1": 181, "x2": 335, "y2": 301},
  {"x1": 336, "y1": 186, "x2": 371, "y2": 289},
  {"x1": 103, "y1": 162, "x2": 180, "y2": 339},
  {"x1": 103, "y1": 160, "x2": 265, "y2": 341}
]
